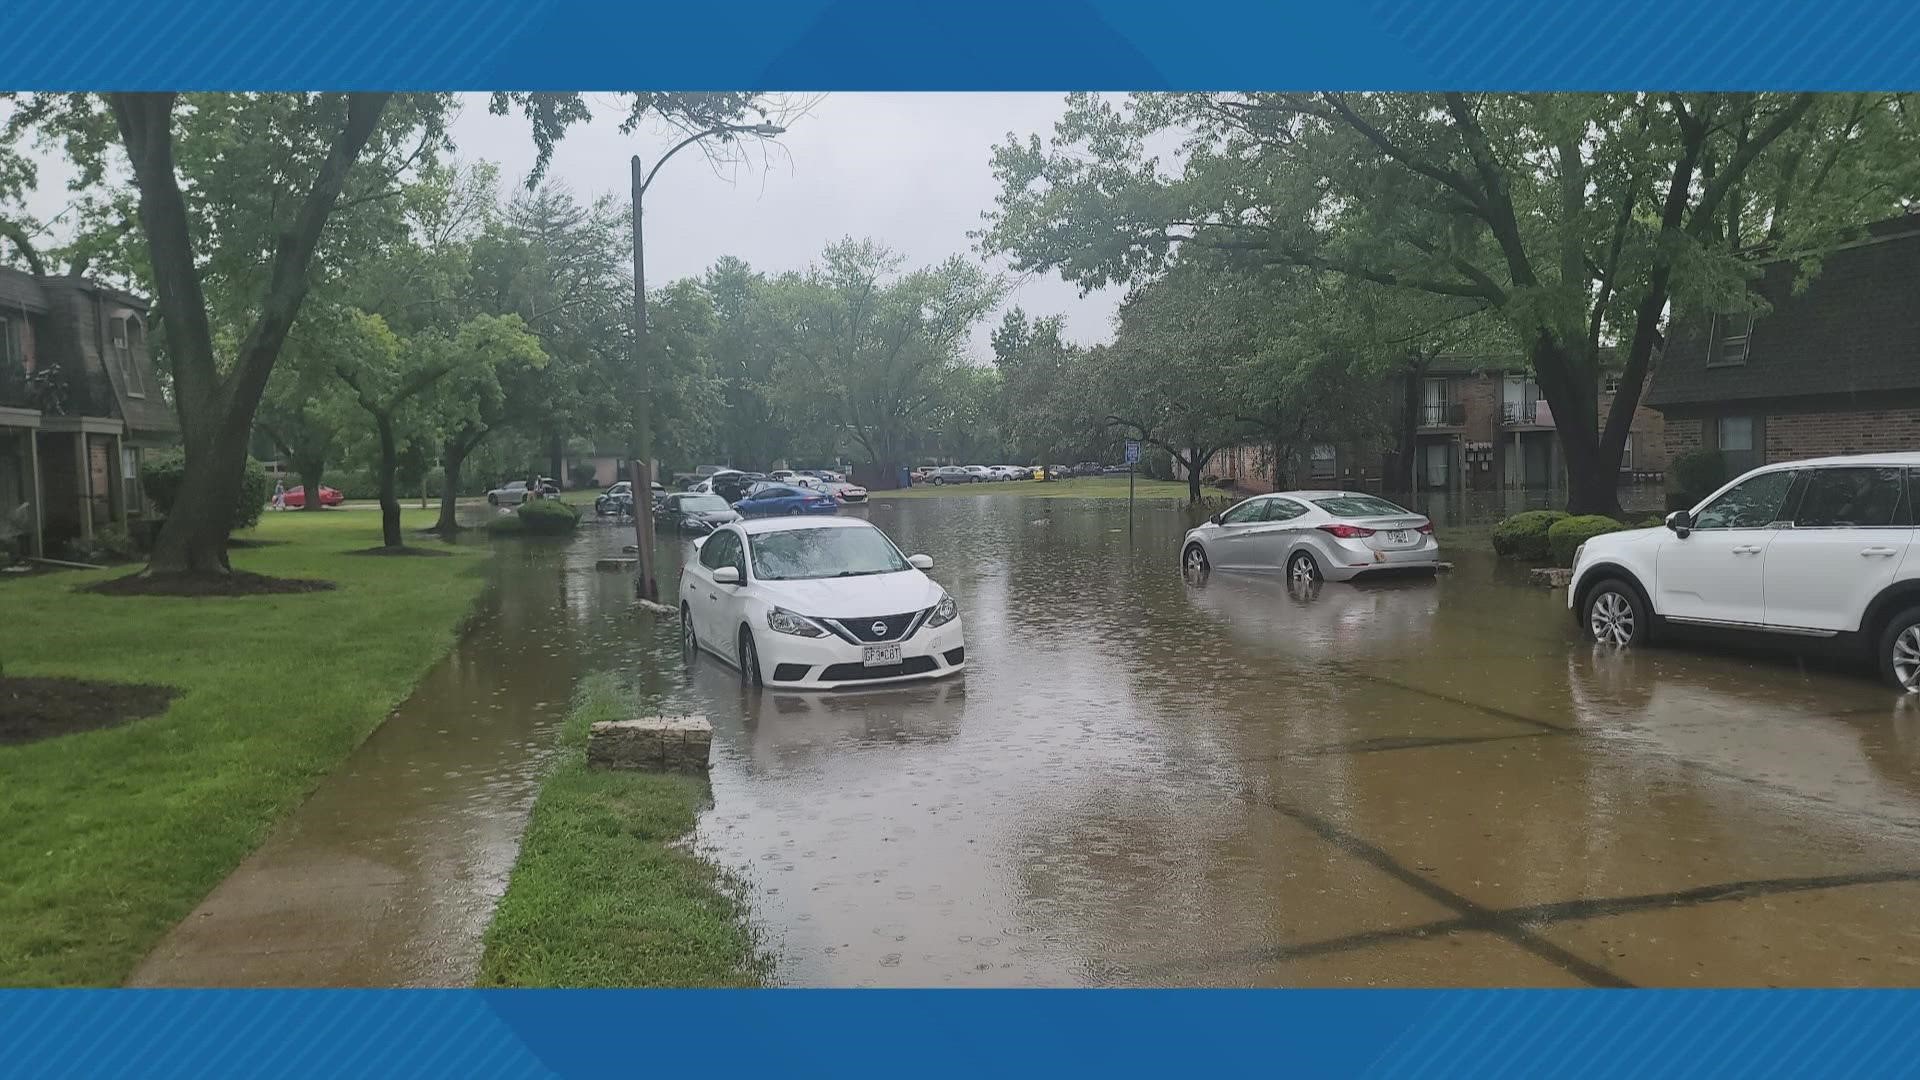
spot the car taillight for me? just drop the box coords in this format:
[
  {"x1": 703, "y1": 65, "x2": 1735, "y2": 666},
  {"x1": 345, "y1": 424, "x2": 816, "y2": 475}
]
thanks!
[
  {"x1": 1317, "y1": 523, "x2": 1376, "y2": 539},
  {"x1": 1417, "y1": 521, "x2": 1434, "y2": 534}
]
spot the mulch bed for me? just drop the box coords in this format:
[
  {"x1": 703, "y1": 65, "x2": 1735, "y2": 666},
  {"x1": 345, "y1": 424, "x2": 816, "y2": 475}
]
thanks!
[
  {"x1": 80, "y1": 570, "x2": 337, "y2": 596},
  {"x1": 344, "y1": 545, "x2": 454, "y2": 557},
  {"x1": 1, "y1": 676, "x2": 179, "y2": 746}
]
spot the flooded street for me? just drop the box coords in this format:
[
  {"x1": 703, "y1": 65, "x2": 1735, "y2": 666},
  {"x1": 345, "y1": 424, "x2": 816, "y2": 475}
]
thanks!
[{"x1": 135, "y1": 494, "x2": 1920, "y2": 986}]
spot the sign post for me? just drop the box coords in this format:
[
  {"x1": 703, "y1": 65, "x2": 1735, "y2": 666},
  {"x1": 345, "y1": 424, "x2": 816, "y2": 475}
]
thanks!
[{"x1": 1124, "y1": 439, "x2": 1141, "y2": 538}]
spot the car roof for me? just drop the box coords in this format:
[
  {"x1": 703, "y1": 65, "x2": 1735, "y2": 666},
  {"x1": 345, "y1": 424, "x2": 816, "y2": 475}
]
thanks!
[
  {"x1": 1748, "y1": 452, "x2": 1920, "y2": 471},
  {"x1": 735, "y1": 516, "x2": 873, "y2": 535},
  {"x1": 1251, "y1": 490, "x2": 1384, "y2": 501}
]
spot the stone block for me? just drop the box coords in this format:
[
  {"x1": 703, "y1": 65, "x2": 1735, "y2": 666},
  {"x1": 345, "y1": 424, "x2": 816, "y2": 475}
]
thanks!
[
  {"x1": 596, "y1": 557, "x2": 638, "y2": 572},
  {"x1": 1529, "y1": 567, "x2": 1574, "y2": 589},
  {"x1": 587, "y1": 715, "x2": 711, "y2": 772}
]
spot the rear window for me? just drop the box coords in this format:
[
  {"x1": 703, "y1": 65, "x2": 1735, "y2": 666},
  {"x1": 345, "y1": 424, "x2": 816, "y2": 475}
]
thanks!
[{"x1": 1312, "y1": 495, "x2": 1413, "y2": 518}]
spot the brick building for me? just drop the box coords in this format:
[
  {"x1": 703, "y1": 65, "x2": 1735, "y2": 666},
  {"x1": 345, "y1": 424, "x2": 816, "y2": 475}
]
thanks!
[
  {"x1": 0, "y1": 268, "x2": 177, "y2": 556},
  {"x1": 1646, "y1": 215, "x2": 1920, "y2": 475}
]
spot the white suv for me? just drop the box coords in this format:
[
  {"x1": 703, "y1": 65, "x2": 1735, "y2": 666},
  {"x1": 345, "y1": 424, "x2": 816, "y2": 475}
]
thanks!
[{"x1": 1570, "y1": 453, "x2": 1920, "y2": 689}]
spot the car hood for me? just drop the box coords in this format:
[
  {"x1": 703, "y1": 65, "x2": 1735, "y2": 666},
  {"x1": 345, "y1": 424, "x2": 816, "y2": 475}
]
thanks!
[
  {"x1": 689, "y1": 509, "x2": 740, "y2": 522},
  {"x1": 1584, "y1": 525, "x2": 1667, "y2": 554},
  {"x1": 759, "y1": 570, "x2": 944, "y2": 618}
]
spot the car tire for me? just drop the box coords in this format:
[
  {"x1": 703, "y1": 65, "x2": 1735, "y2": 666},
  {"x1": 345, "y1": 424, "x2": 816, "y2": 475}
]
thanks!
[
  {"x1": 1182, "y1": 542, "x2": 1210, "y2": 578},
  {"x1": 738, "y1": 626, "x2": 764, "y2": 688},
  {"x1": 1877, "y1": 606, "x2": 1920, "y2": 692},
  {"x1": 1286, "y1": 550, "x2": 1321, "y2": 585},
  {"x1": 1582, "y1": 578, "x2": 1647, "y2": 648},
  {"x1": 487, "y1": 494, "x2": 498, "y2": 507},
  {"x1": 681, "y1": 604, "x2": 698, "y2": 663}
]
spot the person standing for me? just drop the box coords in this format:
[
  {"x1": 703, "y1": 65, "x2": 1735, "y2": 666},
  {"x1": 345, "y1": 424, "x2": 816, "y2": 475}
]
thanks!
[{"x1": 272, "y1": 478, "x2": 287, "y2": 511}]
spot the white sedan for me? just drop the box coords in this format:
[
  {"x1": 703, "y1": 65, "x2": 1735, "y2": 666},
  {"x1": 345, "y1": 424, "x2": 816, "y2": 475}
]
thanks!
[
  {"x1": 1181, "y1": 490, "x2": 1439, "y2": 583},
  {"x1": 679, "y1": 517, "x2": 965, "y2": 689}
]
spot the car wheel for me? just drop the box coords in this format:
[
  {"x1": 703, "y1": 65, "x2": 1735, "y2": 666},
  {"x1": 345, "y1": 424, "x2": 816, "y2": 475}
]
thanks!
[
  {"x1": 1287, "y1": 550, "x2": 1321, "y2": 584},
  {"x1": 487, "y1": 494, "x2": 498, "y2": 507},
  {"x1": 681, "y1": 604, "x2": 698, "y2": 663},
  {"x1": 1583, "y1": 579, "x2": 1646, "y2": 648},
  {"x1": 1878, "y1": 606, "x2": 1920, "y2": 692},
  {"x1": 1182, "y1": 542, "x2": 1210, "y2": 578},
  {"x1": 737, "y1": 626, "x2": 764, "y2": 687}
]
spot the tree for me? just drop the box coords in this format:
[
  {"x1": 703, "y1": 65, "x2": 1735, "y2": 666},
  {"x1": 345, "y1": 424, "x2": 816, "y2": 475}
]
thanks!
[
  {"x1": 7, "y1": 91, "x2": 793, "y2": 579},
  {"x1": 257, "y1": 311, "x2": 359, "y2": 511},
  {"x1": 983, "y1": 92, "x2": 1920, "y2": 515},
  {"x1": 990, "y1": 310, "x2": 1100, "y2": 463},
  {"x1": 416, "y1": 314, "x2": 549, "y2": 535},
  {"x1": 763, "y1": 240, "x2": 1005, "y2": 484}
]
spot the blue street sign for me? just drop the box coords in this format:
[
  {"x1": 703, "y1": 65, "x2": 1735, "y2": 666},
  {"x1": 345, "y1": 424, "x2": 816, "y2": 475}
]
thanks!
[{"x1": 1124, "y1": 440, "x2": 1141, "y2": 465}]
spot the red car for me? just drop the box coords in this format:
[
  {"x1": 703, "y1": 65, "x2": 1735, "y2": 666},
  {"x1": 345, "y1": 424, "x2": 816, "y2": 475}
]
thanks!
[{"x1": 280, "y1": 484, "x2": 344, "y2": 508}]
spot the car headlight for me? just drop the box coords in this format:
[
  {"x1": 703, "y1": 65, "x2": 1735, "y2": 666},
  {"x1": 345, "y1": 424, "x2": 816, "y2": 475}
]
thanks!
[
  {"x1": 927, "y1": 591, "x2": 958, "y2": 627},
  {"x1": 766, "y1": 607, "x2": 825, "y2": 637}
]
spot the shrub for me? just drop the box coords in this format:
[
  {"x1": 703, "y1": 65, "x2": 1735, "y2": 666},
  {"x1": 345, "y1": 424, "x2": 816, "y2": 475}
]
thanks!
[
  {"x1": 141, "y1": 451, "x2": 270, "y2": 533},
  {"x1": 1548, "y1": 514, "x2": 1631, "y2": 567},
  {"x1": 1671, "y1": 447, "x2": 1726, "y2": 504},
  {"x1": 1490, "y1": 510, "x2": 1567, "y2": 560},
  {"x1": 512, "y1": 499, "x2": 581, "y2": 535}
]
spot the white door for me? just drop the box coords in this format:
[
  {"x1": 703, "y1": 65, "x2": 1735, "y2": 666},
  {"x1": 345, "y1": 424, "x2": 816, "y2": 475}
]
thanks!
[
  {"x1": 1211, "y1": 497, "x2": 1276, "y2": 568},
  {"x1": 1243, "y1": 497, "x2": 1313, "y2": 567},
  {"x1": 1762, "y1": 466, "x2": 1910, "y2": 632},
  {"x1": 1421, "y1": 443, "x2": 1449, "y2": 489},
  {"x1": 690, "y1": 530, "x2": 744, "y2": 658},
  {"x1": 1655, "y1": 468, "x2": 1798, "y2": 625}
]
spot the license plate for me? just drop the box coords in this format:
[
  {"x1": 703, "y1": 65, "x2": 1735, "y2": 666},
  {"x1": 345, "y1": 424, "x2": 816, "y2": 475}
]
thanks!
[
  {"x1": 1388, "y1": 530, "x2": 1410, "y2": 544},
  {"x1": 863, "y1": 643, "x2": 902, "y2": 667}
]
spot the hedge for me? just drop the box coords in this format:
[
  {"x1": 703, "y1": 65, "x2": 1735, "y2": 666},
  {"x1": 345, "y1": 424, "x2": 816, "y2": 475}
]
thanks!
[
  {"x1": 492, "y1": 498, "x2": 581, "y2": 536},
  {"x1": 1548, "y1": 514, "x2": 1632, "y2": 566},
  {"x1": 1490, "y1": 510, "x2": 1567, "y2": 561},
  {"x1": 141, "y1": 451, "x2": 270, "y2": 533}
]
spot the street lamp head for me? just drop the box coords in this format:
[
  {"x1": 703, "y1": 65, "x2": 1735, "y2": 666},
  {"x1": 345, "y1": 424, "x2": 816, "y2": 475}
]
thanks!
[{"x1": 746, "y1": 122, "x2": 787, "y2": 137}]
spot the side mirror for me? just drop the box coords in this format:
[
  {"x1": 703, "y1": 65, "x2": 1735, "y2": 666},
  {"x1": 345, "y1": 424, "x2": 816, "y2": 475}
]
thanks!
[
  {"x1": 1665, "y1": 510, "x2": 1692, "y2": 538},
  {"x1": 711, "y1": 566, "x2": 741, "y2": 585},
  {"x1": 1209, "y1": 513, "x2": 1224, "y2": 525},
  {"x1": 908, "y1": 554, "x2": 934, "y2": 570}
]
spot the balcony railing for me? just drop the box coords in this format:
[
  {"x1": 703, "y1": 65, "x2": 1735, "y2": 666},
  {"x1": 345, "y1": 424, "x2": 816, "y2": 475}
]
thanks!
[
  {"x1": 1502, "y1": 401, "x2": 1544, "y2": 425},
  {"x1": 10, "y1": 364, "x2": 121, "y2": 419},
  {"x1": 1419, "y1": 402, "x2": 1465, "y2": 426}
]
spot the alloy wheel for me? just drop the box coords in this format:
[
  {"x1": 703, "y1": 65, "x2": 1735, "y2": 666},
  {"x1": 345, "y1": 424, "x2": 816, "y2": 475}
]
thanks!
[
  {"x1": 1288, "y1": 552, "x2": 1319, "y2": 584},
  {"x1": 1589, "y1": 590, "x2": 1636, "y2": 647},
  {"x1": 1183, "y1": 544, "x2": 1209, "y2": 577},
  {"x1": 1893, "y1": 625, "x2": 1920, "y2": 691}
]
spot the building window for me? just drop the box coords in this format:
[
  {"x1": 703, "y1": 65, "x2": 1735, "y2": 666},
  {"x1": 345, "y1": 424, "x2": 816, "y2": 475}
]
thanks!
[
  {"x1": 1716, "y1": 414, "x2": 1760, "y2": 475},
  {"x1": 123, "y1": 446, "x2": 144, "y2": 515},
  {"x1": 1707, "y1": 312, "x2": 1755, "y2": 368},
  {"x1": 1419, "y1": 378, "x2": 1454, "y2": 426},
  {"x1": 1309, "y1": 444, "x2": 1336, "y2": 479},
  {"x1": 111, "y1": 314, "x2": 145, "y2": 397}
]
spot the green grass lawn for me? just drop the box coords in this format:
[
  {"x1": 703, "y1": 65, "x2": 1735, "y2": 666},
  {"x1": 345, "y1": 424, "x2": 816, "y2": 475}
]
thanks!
[
  {"x1": 0, "y1": 509, "x2": 489, "y2": 986},
  {"x1": 478, "y1": 674, "x2": 766, "y2": 988},
  {"x1": 882, "y1": 475, "x2": 1195, "y2": 500}
]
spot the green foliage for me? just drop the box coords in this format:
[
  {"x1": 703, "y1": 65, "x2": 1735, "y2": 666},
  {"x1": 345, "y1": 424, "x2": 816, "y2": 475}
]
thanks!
[
  {"x1": 1490, "y1": 510, "x2": 1569, "y2": 560},
  {"x1": 511, "y1": 499, "x2": 581, "y2": 535},
  {"x1": 1549, "y1": 514, "x2": 1632, "y2": 566},
  {"x1": 140, "y1": 451, "x2": 269, "y2": 533},
  {"x1": 1671, "y1": 447, "x2": 1727, "y2": 503},
  {"x1": 60, "y1": 523, "x2": 140, "y2": 566}
]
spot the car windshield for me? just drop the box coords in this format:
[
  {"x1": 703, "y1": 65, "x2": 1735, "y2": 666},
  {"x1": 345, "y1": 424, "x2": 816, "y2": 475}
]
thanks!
[
  {"x1": 749, "y1": 527, "x2": 910, "y2": 581},
  {"x1": 679, "y1": 495, "x2": 728, "y2": 512},
  {"x1": 1312, "y1": 495, "x2": 1413, "y2": 517}
]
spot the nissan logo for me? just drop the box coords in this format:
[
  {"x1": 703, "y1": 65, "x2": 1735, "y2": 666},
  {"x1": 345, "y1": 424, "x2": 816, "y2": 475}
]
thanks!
[{"x1": 871, "y1": 621, "x2": 889, "y2": 637}]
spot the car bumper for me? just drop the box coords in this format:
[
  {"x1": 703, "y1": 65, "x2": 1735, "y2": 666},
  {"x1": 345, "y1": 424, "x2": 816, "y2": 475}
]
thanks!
[
  {"x1": 757, "y1": 616, "x2": 967, "y2": 690},
  {"x1": 1321, "y1": 538, "x2": 1441, "y2": 582}
]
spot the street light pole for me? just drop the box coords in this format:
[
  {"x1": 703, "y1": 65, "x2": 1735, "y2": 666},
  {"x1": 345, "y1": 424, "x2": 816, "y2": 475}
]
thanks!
[{"x1": 628, "y1": 121, "x2": 785, "y2": 604}]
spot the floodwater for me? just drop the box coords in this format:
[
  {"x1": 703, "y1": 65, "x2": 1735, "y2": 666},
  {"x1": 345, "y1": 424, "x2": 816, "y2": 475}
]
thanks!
[{"x1": 134, "y1": 495, "x2": 1920, "y2": 987}]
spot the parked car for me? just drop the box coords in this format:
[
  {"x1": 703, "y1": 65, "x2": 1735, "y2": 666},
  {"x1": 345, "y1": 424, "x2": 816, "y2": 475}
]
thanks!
[
  {"x1": 927, "y1": 465, "x2": 976, "y2": 485},
  {"x1": 911, "y1": 466, "x2": 936, "y2": 483},
  {"x1": 655, "y1": 492, "x2": 740, "y2": 534},
  {"x1": 819, "y1": 480, "x2": 869, "y2": 504},
  {"x1": 1050, "y1": 464, "x2": 1075, "y2": 479},
  {"x1": 595, "y1": 481, "x2": 632, "y2": 516},
  {"x1": 1102, "y1": 464, "x2": 1131, "y2": 475},
  {"x1": 732, "y1": 483, "x2": 840, "y2": 517},
  {"x1": 679, "y1": 516, "x2": 965, "y2": 689},
  {"x1": 1075, "y1": 461, "x2": 1103, "y2": 477},
  {"x1": 1181, "y1": 491, "x2": 1438, "y2": 583},
  {"x1": 963, "y1": 465, "x2": 994, "y2": 482},
  {"x1": 1571, "y1": 453, "x2": 1920, "y2": 691},
  {"x1": 487, "y1": 478, "x2": 560, "y2": 507},
  {"x1": 769, "y1": 470, "x2": 798, "y2": 482},
  {"x1": 702, "y1": 470, "x2": 765, "y2": 504},
  {"x1": 279, "y1": 484, "x2": 344, "y2": 509}
]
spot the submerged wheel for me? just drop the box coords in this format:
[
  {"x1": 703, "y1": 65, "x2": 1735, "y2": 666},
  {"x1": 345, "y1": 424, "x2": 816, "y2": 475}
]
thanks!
[
  {"x1": 1287, "y1": 550, "x2": 1321, "y2": 584},
  {"x1": 1878, "y1": 606, "x2": 1920, "y2": 692},
  {"x1": 681, "y1": 604, "x2": 698, "y2": 663},
  {"x1": 1583, "y1": 579, "x2": 1646, "y2": 648},
  {"x1": 737, "y1": 626, "x2": 764, "y2": 687},
  {"x1": 1183, "y1": 543, "x2": 1210, "y2": 578}
]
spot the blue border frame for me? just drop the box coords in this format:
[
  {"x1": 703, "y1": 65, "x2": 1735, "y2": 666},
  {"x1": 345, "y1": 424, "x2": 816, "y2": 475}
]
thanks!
[{"x1": 4, "y1": 1, "x2": 1919, "y2": 90}]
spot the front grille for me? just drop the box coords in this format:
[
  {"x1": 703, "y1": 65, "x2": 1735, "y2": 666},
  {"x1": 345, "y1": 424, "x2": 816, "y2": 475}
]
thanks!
[
  {"x1": 943, "y1": 647, "x2": 965, "y2": 666},
  {"x1": 831, "y1": 612, "x2": 919, "y2": 643},
  {"x1": 819, "y1": 656, "x2": 939, "y2": 682},
  {"x1": 772, "y1": 663, "x2": 811, "y2": 683}
]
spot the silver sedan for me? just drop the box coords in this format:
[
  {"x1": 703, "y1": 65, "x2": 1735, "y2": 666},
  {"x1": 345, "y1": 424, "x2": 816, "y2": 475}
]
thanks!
[{"x1": 1180, "y1": 491, "x2": 1440, "y2": 583}]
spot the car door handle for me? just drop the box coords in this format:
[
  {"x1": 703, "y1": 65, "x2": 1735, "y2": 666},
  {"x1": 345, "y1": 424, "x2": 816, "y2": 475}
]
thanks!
[
  {"x1": 1861, "y1": 547, "x2": 1900, "y2": 557},
  {"x1": 1731, "y1": 545, "x2": 1764, "y2": 555}
]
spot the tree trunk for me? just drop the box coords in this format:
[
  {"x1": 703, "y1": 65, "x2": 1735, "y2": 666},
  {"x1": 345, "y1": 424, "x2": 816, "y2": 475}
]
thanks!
[
  {"x1": 1526, "y1": 335, "x2": 1621, "y2": 518},
  {"x1": 435, "y1": 448, "x2": 466, "y2": 535},
  {"x1": 1394, "y1": 355, "x2": 1427, "y2": 495},
  {"x1": 547, "y1": 431, "x2": 565, "y2": 490},
  {"x1": 375, "y1": 414, "x2": 403, "y2": 549},
  {"x1": 299, "y1": 473, "x2": 323, "y2": 513}
]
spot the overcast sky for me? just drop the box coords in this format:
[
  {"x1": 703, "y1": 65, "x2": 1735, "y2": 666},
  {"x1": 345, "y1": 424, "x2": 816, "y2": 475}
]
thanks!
[
  {"x1": 448, "y1": 92, "x2": 1120, "y2": 360},
  {"x1": 18, "y1": 93, "x2": 1123, "y2": 360}
]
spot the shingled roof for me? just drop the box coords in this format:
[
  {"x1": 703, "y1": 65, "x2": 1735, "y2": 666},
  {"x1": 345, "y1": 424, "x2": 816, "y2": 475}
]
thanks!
[{"x1": 1645, "y1": 216, "x2": 1920, "y2": 409}]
